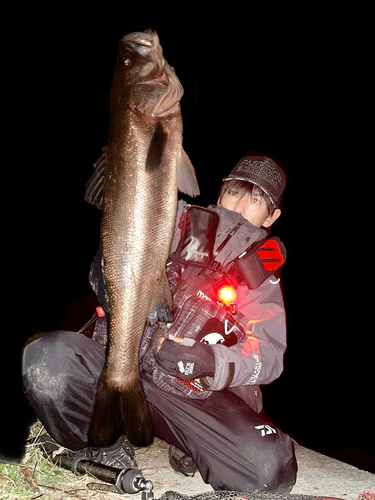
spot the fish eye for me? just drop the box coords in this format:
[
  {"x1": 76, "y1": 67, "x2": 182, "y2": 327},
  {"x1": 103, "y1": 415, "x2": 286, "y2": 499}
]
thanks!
[{"x1": 123, "y1": 56, "x2": 133, "y2": 66}]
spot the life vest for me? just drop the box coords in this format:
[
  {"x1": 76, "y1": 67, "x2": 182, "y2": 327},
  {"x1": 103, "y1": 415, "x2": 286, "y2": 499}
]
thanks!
[{"x1": 139, "y1": 205, "x2": 286, "y2": 399}]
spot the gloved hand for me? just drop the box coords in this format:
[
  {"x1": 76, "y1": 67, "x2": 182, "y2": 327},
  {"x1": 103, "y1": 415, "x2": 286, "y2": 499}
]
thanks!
[{"x1": 156, "y1": 338, "x2": 215, "y2": 380}]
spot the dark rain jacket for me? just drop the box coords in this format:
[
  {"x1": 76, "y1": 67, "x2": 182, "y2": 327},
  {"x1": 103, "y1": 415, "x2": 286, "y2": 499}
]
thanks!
[{"x1": 168, "y1": 201, "x2": 286, "y2": 410}]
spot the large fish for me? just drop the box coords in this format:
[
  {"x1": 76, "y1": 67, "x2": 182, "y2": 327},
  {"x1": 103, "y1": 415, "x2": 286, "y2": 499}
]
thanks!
[{"x1": 85, "y1": 29, "x2": 199, "y2": 447}]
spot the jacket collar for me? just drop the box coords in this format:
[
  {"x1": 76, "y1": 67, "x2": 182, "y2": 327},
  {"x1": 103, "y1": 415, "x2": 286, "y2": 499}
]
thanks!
[{"x1": 210, "y1": 205, "x2": 267, "y2": 266}]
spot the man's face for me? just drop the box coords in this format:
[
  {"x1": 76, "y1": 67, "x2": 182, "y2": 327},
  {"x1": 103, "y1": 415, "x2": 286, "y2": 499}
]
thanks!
[{"x1": 218, "y1": 190, "x2": 280, "y2": 228}]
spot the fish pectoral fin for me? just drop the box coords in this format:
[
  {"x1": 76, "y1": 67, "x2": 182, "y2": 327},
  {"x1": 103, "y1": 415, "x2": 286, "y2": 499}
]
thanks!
[
  {"x1": 147, "y1": 271, "x2": 173, "y2": 325},
  {"x1": 85, "y1": 147, "x2": 106, "y2": 209},
  {"x1": 177, "y1": 148, "x2": 200, "y2": 198},
  {"x1": 146, "y1": 122, "x2": 167, "y2": 171}
]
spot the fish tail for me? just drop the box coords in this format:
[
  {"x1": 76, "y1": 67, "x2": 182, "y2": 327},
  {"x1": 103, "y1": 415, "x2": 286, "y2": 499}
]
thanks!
[{"x1": 88, "y1": 376, "x2": 154, "y2": 448}]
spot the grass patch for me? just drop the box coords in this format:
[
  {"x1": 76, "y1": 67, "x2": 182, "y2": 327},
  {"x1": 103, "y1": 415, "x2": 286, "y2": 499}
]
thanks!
[{"x1": 0, "y1": 421, "x2": 113, "y2": 499}]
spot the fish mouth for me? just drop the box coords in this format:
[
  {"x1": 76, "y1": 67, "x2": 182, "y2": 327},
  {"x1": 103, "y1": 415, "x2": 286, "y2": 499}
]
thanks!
[{"x1": 120, "y1": 29, "x2": 159, "y2": 56}]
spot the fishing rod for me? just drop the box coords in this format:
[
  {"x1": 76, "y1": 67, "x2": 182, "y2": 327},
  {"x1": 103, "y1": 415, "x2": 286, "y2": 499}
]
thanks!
[
  {"x1": 33, "y1": 433, "x2": 154, "y2": 499},
  {"x1": 50, "y1": 452, "x2": 154, "y2": 498}
]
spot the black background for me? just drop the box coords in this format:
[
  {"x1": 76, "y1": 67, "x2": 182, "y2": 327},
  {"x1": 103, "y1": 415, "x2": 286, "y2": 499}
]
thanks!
[{"x1": 1, "y1": 3, "x2": 373, "y2": 473}]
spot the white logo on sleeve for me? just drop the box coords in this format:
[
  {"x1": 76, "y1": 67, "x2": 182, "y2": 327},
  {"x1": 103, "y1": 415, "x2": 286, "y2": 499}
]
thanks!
[
  {"x1": 178, "y1": 361, "x2": 195, "y2": 376},
  {"x1": 255, "y1": 424, "x2": 277, "y2": 437}
]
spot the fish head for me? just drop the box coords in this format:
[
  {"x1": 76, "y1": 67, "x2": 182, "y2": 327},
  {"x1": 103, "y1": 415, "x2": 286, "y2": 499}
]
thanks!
[
  {"x1": 115, "y1": 29, "x2": 165, "y2": 86},
  {"x1": 111, "y1": 29, "x2": 184, "y2": 118}
]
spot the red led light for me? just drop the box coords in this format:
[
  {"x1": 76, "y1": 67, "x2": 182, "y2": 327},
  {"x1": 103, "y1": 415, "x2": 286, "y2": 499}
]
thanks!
[{"x1": 217, "y1": 285, "x2": 236, "y2": 303}]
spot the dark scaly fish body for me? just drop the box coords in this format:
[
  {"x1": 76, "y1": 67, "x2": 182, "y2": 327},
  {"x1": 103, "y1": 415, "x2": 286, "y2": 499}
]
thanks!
[{"x1": 85, "y1": 29, "x2": 199, "y2": 447}]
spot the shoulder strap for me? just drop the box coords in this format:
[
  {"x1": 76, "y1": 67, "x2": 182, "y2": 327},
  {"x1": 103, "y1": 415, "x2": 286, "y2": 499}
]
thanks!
[{"x1": 229, "y1": 236, "x2": 287, "y2": 290}]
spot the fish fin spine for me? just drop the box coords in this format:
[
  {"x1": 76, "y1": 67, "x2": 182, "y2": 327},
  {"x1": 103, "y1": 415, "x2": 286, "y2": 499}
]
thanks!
[{"x1": 85, "y1": 147, "x2": 106, "y2": 209}]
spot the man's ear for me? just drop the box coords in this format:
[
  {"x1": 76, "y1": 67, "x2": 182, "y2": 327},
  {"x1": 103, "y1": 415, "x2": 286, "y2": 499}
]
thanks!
[{"x1": 263, "y1": 208, "x2": 281, "y2": 228}]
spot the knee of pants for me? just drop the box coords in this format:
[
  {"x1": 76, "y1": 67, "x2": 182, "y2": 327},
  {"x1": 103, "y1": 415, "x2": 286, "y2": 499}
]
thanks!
[
  {"x1": 22, "y1": 330, "x2": 105, "y2": 404},
  {"x1": 22, "y1": 331, "x2": 77, "y2": 403},
  {"x1": 247, "y1": 435, "x2": 297, "y2": 492}
]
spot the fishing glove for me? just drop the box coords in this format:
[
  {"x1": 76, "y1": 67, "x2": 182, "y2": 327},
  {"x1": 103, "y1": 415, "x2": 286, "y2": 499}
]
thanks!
[{"x1": 156, "y1": 339, "x2": 215, "y2": 380}]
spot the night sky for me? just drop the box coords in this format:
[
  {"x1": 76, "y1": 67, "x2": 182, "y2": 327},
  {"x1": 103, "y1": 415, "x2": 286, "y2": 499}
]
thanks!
[{"x1": 1, "y1": 4, "x2": 372, "y2": 473}]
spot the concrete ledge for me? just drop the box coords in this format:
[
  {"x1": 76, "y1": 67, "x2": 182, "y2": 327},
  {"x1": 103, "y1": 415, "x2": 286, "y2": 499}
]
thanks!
[
  {"x1": 135, "y1": 438, "x2": 375, "y2": 499},
  {"x1": 291, "y1": 442, "x2": 375, "y2": 499}
]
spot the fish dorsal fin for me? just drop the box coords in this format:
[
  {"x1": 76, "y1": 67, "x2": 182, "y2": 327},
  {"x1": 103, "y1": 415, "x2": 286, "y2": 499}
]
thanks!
[
  {"x1": 177, "y1": 148, "x2": 200, "y2": 198},
  {"x1": 85, "y1": 148, "x2": 106, "y2": 209},
  {"x1": 151, "y1": 62, "x2": 184, "y2": 118}
]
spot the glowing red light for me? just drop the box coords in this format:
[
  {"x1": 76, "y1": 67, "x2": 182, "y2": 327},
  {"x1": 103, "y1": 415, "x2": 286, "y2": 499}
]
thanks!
[{"x1": 217, "y1": 285, "x2": 236, "y2": 303}]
